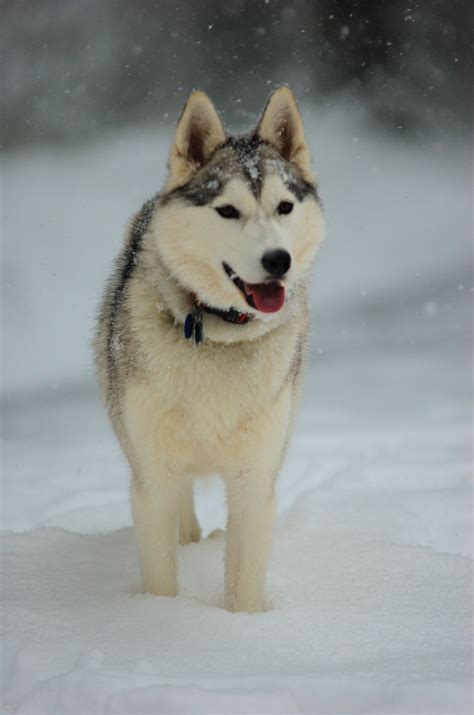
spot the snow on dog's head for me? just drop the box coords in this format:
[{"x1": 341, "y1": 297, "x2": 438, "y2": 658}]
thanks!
[{"x1": 152, "y1": 88, "x2": 325, "y2": 328}]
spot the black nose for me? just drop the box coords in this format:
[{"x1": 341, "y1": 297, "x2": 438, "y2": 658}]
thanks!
[{"x1": 261, "y1": 249, "x2": 292, "y2": 277}]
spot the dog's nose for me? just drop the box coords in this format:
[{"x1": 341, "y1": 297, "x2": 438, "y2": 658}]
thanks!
[{"x1": 261, "y1": 249, "x2": 292, "y2": 277}]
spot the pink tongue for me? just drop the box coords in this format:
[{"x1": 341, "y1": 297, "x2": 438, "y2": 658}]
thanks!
[{"x1": 244, "y1": 281, "x2": 285, "y2": 313}]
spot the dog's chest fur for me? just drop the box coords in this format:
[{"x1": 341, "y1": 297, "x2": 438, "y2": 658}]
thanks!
[{"x1": 116, "y1": 275, "x2": 304, "y2": 474}]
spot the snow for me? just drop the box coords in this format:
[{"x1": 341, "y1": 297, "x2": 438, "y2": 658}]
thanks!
[
  {"x1": 2, "y1": 104, "x2": 472, "y2": 713},
  {"x1": 244, "y1": 156, "x2": 260, "y2": 180}
]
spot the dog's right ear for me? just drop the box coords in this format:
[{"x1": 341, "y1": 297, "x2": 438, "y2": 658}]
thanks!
[
  {"x1": 166, "y1": 91, "x2": 226, "y2": 191},
  {"x1": 255, "y1": 87, "x2": 313, "y2": 181}
]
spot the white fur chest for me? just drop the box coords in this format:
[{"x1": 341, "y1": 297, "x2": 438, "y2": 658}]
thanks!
[
  {"x1": 123, "y1": 307, "x2": 298, "y2": 474},
  {"x1": 154, "y1": 317, "x2": 293, "y2": 426}
]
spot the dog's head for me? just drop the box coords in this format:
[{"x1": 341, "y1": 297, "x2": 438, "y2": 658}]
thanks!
[{"x1": 152, "y1": 88, "x2": 325, "y2": 338}]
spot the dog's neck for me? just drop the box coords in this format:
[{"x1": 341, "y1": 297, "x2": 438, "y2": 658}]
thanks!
[{"x1": 141, "y1": 241, "x2": 294, "y2": 345}]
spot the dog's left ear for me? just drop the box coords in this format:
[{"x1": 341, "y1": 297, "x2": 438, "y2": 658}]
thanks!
[
  {"x1": 167, "y1": 91, "x2": 226, "y2": 190},
  {"x1": 256, "y1": 87, "x2": 313, "y2": 180}
]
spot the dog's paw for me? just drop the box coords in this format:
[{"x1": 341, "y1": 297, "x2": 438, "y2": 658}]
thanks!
[
  {"x1": 179, "y1": 523, "x2": 201, "y2": 545},
  {"x1": 207, "y1": 528, "x2": 225, "y2": 540},
  {"x1": 141, "y1": 576, "x2": 178, "y2": 598},
  {"x1": 224, "y1": 594, "x2": 273, "y2": 614}
]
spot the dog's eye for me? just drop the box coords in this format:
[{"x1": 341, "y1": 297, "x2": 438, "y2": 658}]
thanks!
[
  {"x1": 215, "y1": 205, "x2": 240, "y2": 220},
  {"x1": 277, "y1": 201, "x2": 294, "y2": 215}
]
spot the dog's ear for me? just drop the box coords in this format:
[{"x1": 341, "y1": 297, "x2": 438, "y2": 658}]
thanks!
[
  {"x1": 256, "y1": 87, "x2": 313, "y2": 180},
  {"x1": 167, "y1": 91, "x2": 225, "y2": 190}
]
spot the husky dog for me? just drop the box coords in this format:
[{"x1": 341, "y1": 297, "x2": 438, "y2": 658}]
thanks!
[{"x1": 95, "y1": 87, "x2": 325, "y2": 612}]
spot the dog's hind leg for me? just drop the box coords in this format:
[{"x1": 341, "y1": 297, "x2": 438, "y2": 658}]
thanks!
[
  {"x1": 131, "y1": 473, "x2": 180, "y2": 597},
  {"x1": 178, "y1": 479, "x2": 201, "y2": 545}
]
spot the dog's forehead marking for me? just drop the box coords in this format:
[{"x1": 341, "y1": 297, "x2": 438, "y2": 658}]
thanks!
[
  {"x1": 163, "y1": 134, "x2": 318, "y2": 207},
  {"x1": 260, "y1": 172, "x2": 295, "y2": 208},
  {"x1": 214, "y1": 139, "x2": 317, "y2": 203},
  {"x1": 215, "y1": 176, "x2": 257, "y2": 212},
  {"x1": 264, "y1": 158, "x2": 293, "y2": 185}
]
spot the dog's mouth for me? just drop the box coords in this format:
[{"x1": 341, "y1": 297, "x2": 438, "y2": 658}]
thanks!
[{"x1": 223, "y1": 262, "x2": 285, "y2": 314}]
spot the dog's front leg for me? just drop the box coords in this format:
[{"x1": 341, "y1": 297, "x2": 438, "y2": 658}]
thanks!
[
  {"x1": 131, "y1": 474, "x2": 180, "y2": 597},
  {"x1": 225, "y1": 469, "x2": 277, "y2": 613},
  {"x1": 224, "y1": 387, "x2": 293, "y2": 613}
]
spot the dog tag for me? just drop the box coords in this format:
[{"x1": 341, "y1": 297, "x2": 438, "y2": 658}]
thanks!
[
  {"x1": 193, "y1": 304, "x2": 204, "y2": 345},
  {"x1": 184, "y1": 304, "x2": 204, "y2": 344},
  {"x1": 184, "y1": 313, "x2": 194, "y2": 339},
  {"x1": 194, "y1": 319, "x2": 203, "y2": 344}
]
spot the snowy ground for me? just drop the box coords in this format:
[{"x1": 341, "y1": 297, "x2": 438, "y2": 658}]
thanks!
[{"x1": 2, "y1": 106, "x2": 472, "y2": 713}]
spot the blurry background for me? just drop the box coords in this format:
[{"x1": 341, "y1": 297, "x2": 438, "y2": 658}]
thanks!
[
  {"x1": 2, "y1": 0, "x2": 472, "y2": 145},
  {"x1": 1, "y1": 3, "x2": 472, "y2": 711}
]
